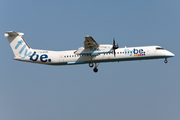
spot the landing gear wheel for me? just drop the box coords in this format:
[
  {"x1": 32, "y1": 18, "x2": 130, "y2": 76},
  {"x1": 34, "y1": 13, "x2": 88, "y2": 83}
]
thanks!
[
  {"x1": 89, "y1": 62, "x2": 94, "y2": 67},
  {"x1": 93, "y1": 67, "x2": 98, "y2": 73},
  {"x1": 164, "y1": 58, "x2": 168, "y2": 63}
]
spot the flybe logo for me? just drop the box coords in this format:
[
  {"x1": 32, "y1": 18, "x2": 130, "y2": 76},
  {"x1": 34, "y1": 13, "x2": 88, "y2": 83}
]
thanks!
[
  {"x1": 15, "y1": 40, "x2": 32, "y2": 59},
  {"x1": 30, "y1": 52, "x2": 51, "y2": 62},
  {"x1": 124, "y1": 49, "x2": 145, "y2": 56},
  {"x1": 15, "y1": 40, "x2": 51, "y2": 62}
]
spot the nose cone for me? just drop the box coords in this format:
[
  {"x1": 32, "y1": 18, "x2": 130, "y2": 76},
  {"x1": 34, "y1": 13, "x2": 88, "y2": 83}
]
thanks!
[{"x1": 166, "y1": 51, "x2": 175, "y2": 58}]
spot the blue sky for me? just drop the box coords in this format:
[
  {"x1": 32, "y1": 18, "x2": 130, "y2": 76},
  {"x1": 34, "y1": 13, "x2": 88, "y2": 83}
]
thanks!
[{"x1": 0, "y1": 0, "x2": 180, "y2": 120}]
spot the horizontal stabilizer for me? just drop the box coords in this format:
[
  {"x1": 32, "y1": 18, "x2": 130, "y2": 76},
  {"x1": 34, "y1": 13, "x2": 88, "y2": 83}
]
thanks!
[{"x1": 5, "y1": 31, "x2": 24, "y2": 37}]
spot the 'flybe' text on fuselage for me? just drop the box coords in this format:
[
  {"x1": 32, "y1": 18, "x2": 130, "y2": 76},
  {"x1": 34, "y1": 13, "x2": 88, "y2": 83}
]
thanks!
[{"x1": 124, "y1": 49, "x2": 145, "y2": 56}]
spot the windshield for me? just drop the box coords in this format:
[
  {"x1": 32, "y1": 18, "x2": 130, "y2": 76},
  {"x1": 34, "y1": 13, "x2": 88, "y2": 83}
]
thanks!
[{"x1": 156, "y1": 47, "x2": 164, "y2": 50}]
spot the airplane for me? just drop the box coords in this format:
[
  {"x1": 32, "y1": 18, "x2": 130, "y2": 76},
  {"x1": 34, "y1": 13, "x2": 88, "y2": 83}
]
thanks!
[{"x1": 5, "y1": 31, "x2": 175, "y2": 73}]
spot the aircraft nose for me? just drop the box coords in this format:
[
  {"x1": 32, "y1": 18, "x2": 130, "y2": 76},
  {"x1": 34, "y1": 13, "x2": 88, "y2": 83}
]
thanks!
[
  {"x1": 171, "y1": 53, "x2": 175, "y2": 57},
  {"x1": 167, "y1": 51, "x2": 175, "y2": 57}
]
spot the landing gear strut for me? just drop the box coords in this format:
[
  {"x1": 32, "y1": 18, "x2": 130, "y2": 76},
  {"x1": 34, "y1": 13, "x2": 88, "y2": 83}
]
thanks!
[
  {"x1": 164, "y1": 58, "x2": 168, "y2": 63},
  {"x1": 89, "y1": 57, "x2": 94, "y2": 67}
]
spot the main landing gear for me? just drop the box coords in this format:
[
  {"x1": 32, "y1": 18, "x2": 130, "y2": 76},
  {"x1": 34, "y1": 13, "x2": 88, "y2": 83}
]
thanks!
[
  {"x1": 89, "y1": 56, "x2": 99, "y2": 73},
  {"x1": 89, "y1": 62, "x2": 94, "y2": 67},
  {"x1": 89, "y1": 62, "x2": 99, "y2": 73},
  {"x1": 164, "y1": 58, "x2": 168, "y2": 63}
]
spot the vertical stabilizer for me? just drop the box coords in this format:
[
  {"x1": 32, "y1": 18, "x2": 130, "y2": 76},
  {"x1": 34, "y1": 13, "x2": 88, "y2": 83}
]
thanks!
[{"x1": 5, "y1": 31, "x2": 34, "y2": 59}]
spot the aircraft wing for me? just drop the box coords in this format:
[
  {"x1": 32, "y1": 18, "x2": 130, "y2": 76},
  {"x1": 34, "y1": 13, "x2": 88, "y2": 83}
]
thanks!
[
  {"x1": 84, "y1": 36, "x2": 99, "y2": 49},
  {"x1": 75, "y1": 36, "x2": 112, "y2": 56}
]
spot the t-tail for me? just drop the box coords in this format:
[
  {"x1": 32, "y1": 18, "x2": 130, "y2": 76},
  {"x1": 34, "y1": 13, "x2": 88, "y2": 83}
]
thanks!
[{"x1": 5, "y1": 31, "x2": 34, "y2": 60}]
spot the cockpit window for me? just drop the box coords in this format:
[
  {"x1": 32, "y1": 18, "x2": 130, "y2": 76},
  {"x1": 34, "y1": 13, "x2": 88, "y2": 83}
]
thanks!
[{"x1": 156, "y1": 47, "x2": 164, "y2": 50}]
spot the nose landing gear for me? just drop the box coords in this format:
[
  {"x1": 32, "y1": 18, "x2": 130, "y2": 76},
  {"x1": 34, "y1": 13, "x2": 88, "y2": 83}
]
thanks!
[{"x1": 164, "y1": 58, "x2": 168, "y2": 63}]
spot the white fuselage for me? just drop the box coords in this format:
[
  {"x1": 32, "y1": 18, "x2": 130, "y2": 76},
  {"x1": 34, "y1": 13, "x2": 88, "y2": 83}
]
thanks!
[{"x1": 14, "y1": 45, "x2": 174, "y2": 65}]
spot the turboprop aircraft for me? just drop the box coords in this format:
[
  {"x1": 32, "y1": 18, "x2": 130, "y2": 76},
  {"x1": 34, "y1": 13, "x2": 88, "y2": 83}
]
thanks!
[{"x1": 5, "y1": 31, "x2": 175, "y2": 73}]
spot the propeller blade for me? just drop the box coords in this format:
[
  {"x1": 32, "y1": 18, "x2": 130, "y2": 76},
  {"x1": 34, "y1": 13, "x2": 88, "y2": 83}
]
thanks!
[
  {"x1": 113, "y1": 38, "x2": 115, "y2": 46},
  {"x1": 114, "y1": 49, "x2": 116, "y2": 57},
  {"x1": 112, "y1": 38, "x2": 118, "y2": 57}
]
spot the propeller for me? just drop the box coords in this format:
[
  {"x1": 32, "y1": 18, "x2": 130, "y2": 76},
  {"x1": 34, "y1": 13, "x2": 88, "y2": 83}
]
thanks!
[{"x1": 112, "y1": 38, "x2": 119, "y2": 57}]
